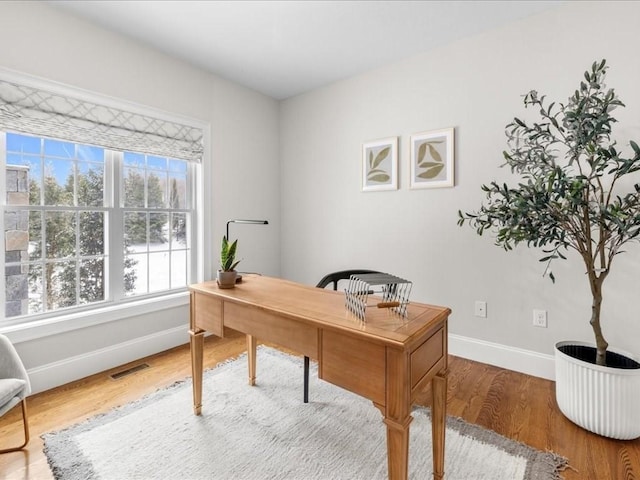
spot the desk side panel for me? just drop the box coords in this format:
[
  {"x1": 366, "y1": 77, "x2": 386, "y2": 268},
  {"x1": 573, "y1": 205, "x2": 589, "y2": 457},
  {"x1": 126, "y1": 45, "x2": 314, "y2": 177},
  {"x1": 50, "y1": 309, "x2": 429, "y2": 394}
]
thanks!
[
  {"x1": 409, "y1": 326, "x2": 448, "y2": 404},
  {"x1": 320, "y1": 330, "x2": 386, "y2": 405},
  {"x1": 224, "y1": 302, "x2": 318, "y2": 357},
  {"x1": 410, "y1": 327, "x2": 444, "y2": 389},
  {"x1": 193, "y1": 292, "x2": 224, "y2": 337}
]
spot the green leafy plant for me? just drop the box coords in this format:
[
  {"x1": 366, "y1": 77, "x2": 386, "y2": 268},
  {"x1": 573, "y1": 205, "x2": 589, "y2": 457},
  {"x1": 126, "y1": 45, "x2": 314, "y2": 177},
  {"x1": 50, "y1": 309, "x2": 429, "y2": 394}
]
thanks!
[
  {"x1": 219, "y1": 236, "x2": 240, "y2": 272},
  {"x1": 458, "y1": 60, "x2": 640, "y2": 366}
]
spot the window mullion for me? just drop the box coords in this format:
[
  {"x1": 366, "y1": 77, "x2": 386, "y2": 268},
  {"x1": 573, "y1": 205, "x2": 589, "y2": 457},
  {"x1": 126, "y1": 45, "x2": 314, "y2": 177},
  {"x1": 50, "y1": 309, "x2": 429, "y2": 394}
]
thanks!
[
  {"x1": 74, "y1": 150, "x2": 80, "y2": 306},
  {"x1": 189, "y1": 162, "x2": 197, "y2": 283},
  {"x1": 0, "y1": 132, "x2": 6, "y2": 321},
  {"x1": 108, "y1": 150, "x2": 123, "y2": 302}
]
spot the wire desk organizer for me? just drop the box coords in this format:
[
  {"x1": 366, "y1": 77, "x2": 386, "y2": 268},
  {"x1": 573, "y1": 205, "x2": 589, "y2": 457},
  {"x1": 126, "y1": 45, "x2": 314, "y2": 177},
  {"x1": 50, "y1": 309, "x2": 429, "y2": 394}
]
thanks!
[{"x1": 344, "y1": 272, "x2": 412, "y2": 321}]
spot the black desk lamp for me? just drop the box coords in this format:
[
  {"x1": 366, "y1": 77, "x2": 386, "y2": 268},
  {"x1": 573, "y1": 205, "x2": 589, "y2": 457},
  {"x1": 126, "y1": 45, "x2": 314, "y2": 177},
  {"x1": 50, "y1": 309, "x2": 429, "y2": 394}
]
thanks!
[
  {"x1": 226, "y1": 219, "x2": 269, "y2": 242},
  {"x1": 226, "y1": 219, "x2": 269, "y2": 282}
]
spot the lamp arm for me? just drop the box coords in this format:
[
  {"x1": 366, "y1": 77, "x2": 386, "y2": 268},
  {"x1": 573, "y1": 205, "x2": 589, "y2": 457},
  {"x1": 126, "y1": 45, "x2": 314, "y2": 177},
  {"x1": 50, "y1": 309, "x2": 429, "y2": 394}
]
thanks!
[{"x1": 226, "y1": 219, "x2": 269, "y2": 241}]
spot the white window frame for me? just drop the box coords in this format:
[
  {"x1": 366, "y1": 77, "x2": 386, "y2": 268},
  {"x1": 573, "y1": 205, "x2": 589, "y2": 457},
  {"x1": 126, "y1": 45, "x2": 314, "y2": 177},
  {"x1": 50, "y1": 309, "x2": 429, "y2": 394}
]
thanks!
[{"x1": 0, "y1": 69, "x2": 209, "y2": 342}]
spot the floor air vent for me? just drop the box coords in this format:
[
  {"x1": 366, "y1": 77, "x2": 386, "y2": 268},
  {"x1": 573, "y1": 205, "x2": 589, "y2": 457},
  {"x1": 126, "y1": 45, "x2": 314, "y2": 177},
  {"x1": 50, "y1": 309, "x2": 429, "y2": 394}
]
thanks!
[{"x1": 110, "y1": 363, "x2": 150, "y2": 380}]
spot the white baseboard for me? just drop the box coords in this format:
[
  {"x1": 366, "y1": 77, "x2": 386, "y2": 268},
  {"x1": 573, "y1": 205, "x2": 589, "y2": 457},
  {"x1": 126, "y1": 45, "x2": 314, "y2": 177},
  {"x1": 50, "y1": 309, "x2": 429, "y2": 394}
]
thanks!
[
  {"x1": 449, "y1": 334, "x2": 555, "y2": 381},
  {"x1": 27, "y1": 329, "x2": 554, "y2": 394},
  {"x1": 27, "y1": 326, "x2": 190, "y2": 394}
]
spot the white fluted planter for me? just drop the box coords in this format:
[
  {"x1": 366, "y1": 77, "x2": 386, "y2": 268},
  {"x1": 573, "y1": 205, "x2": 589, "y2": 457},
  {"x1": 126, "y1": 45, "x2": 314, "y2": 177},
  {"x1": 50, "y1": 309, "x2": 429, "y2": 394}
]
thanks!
[{"x1": 555, "y1": 341, "x2": 640, "y2": 440}]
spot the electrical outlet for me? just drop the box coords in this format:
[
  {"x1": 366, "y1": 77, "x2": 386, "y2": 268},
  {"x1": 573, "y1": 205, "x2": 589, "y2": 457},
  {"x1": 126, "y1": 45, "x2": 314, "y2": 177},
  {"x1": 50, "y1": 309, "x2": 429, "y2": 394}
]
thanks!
[
  {"x1": 533, "y1": 309, "x2": 547, "y2": 328},
  {"x1": 474, "y1": 301, "x2": 487, "y2": 318}
]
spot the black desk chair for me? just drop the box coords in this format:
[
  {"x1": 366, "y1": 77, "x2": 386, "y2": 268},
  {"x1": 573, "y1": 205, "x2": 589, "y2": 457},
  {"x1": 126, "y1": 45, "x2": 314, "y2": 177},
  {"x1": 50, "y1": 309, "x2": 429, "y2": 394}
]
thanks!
[{"x1": 304, "y1": 269, "x2": 382, "y2": 403}]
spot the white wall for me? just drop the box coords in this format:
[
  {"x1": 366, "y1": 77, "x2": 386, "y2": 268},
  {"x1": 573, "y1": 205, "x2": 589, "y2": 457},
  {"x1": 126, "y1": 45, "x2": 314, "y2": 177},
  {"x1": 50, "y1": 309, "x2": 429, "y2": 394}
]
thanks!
[
  {"x1": 3, "y1": 1, "x2": 640, "y2": 390},
  {"x1": 0, "y1": 1, "x2": 280, "y2": 392},
  {"x1": 280, "y1": 1, "x2": 640, "y2": 377}
]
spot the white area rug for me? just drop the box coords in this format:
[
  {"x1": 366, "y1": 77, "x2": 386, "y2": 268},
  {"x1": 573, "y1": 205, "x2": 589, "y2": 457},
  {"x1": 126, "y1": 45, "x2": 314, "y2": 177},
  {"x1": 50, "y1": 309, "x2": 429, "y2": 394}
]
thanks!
[{"x1": 43, "y1": 347, "x2": 567, "y2": 479}]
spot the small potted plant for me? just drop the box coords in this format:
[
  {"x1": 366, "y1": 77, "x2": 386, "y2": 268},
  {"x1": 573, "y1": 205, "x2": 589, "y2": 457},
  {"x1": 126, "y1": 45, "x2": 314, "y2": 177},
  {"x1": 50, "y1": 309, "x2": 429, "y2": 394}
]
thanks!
[
  {"x1": 217, "y1": 236, "x2": 240, "y2": 289},
  {"x1": 458, "y1": 60, "x2": 640, "y2": 439}
]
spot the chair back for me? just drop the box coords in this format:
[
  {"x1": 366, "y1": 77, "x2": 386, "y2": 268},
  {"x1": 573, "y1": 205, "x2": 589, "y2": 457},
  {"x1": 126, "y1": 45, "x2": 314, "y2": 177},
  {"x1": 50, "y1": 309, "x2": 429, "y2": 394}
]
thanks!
[
  {"x1": 0, "y1": 334, "x2": 31, "y2": 418},
  {"x1": 315, "y1": 269, "x2": 382, "y2": 291}
]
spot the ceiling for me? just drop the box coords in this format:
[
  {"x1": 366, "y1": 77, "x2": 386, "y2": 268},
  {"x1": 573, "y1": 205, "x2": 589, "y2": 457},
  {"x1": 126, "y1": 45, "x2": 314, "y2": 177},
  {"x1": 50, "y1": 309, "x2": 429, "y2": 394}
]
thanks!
[{"x1": 48, "y1": 1, "x2": 563, "y2": 100}]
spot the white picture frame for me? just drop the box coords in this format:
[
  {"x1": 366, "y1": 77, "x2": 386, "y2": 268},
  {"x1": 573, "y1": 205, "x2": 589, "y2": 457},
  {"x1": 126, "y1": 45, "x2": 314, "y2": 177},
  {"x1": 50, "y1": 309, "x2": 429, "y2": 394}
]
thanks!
[
  {"x1": 362, "y1": 137, "x2": 398, "y2": 192},
  {"x1": 410, "y1": 128, "x2": 455, "y2": 189}
]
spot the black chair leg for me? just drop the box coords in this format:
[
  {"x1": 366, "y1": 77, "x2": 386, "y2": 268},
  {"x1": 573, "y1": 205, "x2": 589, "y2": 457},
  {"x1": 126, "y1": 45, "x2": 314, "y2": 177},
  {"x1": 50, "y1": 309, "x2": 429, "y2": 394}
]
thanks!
[{"x1": 303, "y1": 356, "x2": 309, "y2": 403}]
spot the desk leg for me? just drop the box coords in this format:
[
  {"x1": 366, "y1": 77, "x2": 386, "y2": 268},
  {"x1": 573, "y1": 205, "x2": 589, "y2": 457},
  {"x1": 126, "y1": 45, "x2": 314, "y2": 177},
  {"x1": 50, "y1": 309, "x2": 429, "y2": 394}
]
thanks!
[
  {"x1": 384, "y1": 416, "x2": 412, "y2": 480},
  {"x1": 384, "y1": 349, "x2": 412, "y2": 480},
  {"x1": 431, "y1": 372, "x2": 447, "y2": 480},
  {"x1": 247, "y1": 334, "x2": 257, "y2": 386},
  {"x1": 189, "y1": 328, "x2": 205, "y2": 415}
]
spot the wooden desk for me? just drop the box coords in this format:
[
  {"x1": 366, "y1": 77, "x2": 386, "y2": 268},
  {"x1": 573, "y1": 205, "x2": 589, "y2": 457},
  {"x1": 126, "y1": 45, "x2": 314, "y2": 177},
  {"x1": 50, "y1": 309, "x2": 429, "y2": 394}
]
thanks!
[{"x1": 189, "y1": 275, "x2": 450, "y2": 480}]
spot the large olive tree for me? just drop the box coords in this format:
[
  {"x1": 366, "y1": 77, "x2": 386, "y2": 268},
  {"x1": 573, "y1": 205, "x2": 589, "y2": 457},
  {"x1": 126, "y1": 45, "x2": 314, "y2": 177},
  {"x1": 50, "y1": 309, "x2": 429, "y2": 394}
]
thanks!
[{"x1": 458, "y1": 60, "x2": 640, "y2": 366}]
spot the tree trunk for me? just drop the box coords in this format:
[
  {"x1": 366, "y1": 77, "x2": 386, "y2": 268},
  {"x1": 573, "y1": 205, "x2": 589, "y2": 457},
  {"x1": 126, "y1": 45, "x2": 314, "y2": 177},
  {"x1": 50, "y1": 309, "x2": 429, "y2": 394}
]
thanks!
[{"x1": 590, "y1": 279, "x2": 608, "y2": 366}]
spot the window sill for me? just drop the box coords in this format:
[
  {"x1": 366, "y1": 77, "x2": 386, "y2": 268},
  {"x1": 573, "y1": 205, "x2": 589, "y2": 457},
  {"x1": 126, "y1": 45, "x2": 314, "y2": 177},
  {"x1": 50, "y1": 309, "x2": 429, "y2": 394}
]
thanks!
[{"x1": 0, "y1": 291, "x2": 190, "y2": 344}]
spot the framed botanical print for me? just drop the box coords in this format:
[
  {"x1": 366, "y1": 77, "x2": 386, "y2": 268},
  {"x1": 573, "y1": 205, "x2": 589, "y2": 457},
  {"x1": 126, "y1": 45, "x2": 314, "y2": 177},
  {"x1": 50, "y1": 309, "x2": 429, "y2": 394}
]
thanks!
[
  {"x1": 410, "y1": 128, "x2": 454, "y2": 189},
  {"x1": 362, "y1": 137, "x2": 398, "y2": 192}
]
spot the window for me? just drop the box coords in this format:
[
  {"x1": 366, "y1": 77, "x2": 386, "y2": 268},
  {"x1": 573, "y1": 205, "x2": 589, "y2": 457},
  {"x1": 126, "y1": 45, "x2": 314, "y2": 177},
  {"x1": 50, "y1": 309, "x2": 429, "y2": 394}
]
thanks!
[
  {"x1": 0, "y1": 75, "x2": 204, "y2": 326},
  {"x1": 121, "y1": 151, "x2": 190, "y2": 296},
  {"x1": 3, "y1": 132, "x2": 195, "y2": 321}
]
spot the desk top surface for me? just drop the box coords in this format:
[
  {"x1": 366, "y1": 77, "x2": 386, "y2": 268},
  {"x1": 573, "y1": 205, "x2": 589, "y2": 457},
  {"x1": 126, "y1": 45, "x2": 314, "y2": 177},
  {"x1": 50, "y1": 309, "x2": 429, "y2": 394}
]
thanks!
[{"x1": 190, "y1": 275, "x2": 450, "y2": 348}]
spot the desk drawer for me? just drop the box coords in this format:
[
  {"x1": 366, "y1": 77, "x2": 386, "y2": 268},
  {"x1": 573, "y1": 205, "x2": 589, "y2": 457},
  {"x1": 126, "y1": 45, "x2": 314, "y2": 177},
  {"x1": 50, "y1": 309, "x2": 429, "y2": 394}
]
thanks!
[
  {"x1": 320, "y1": 330, "x2": 386, "y2": 405},
  {"x1": 224, "y1": 302, "x2": 317, "y2": 357}
]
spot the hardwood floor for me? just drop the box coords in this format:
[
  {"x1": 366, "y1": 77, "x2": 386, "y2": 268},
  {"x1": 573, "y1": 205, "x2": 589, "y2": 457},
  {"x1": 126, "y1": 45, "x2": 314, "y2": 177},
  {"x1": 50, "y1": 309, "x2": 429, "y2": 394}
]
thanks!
[{"x1": 1, "y1": 328, "x2": 638, "y2": 479}]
